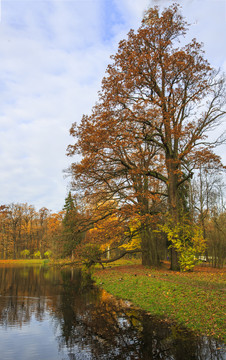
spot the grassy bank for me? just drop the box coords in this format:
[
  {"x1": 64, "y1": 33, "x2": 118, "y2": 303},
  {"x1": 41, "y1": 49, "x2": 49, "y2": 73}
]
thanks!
[
  {"x1": 94, "y1": 261, "x2": 226, "y2": 342},
  {"x1": 0, "y1": 259, "x2": 47, "y2": 266}
]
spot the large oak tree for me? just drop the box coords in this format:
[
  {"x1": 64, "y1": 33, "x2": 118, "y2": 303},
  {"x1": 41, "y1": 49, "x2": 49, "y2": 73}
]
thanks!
[{"x1": 67, "y1": 4, "x2": 226, "y2": 270}]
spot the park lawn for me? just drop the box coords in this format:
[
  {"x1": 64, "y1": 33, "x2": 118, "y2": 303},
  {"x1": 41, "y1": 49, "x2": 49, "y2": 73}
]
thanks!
[
  {"x1": 0, "y1": 259, "x2": 46, "y2": 266},
  {"x1": 94, "y1": 261, "x2": 226, "y2": 342}
]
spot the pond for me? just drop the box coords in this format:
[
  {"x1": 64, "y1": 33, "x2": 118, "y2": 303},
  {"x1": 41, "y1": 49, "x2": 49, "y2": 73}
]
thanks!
[{"x1": 0, "y1": 265, "x2": 225, "y2": 360}]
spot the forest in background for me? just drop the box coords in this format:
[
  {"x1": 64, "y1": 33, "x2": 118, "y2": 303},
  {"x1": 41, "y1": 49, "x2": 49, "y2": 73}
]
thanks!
[{"x1": 0, "y1": 166, "x2": 225, "y2": 268}]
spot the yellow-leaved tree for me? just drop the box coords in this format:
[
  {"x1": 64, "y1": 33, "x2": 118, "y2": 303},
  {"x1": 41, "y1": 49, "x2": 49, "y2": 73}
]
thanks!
[{"x1": 160, "y1": 215, "x2": 206, "y2": 271}]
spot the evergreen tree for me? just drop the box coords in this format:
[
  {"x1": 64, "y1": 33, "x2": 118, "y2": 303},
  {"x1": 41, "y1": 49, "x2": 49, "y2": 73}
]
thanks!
[{"x1": 62, "y1": 192, "x2": 82, "y2": 258}]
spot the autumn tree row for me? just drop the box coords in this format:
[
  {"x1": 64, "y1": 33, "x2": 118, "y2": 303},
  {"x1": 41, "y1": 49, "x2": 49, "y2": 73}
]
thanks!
[
  {"x1": 0, "y1": 193, "x2": 85, "y2": 260},
  {"x1": 0, "y1": 203, "x2": 64, "y2": 259},
  {"x1": 66, "y1": 4, "x2": 226, "y2": 270},
  {"x1": 1, "y1": 173, "x2": 224, "y2": 267}
]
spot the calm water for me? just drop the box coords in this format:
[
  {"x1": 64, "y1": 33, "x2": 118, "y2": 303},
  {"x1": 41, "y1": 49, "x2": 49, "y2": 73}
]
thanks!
[{"x1": 0, "y1": 265, "x2": 225, "y2": 360}]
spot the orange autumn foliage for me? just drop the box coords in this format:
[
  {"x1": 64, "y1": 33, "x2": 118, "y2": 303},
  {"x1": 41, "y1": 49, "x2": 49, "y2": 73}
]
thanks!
[{"x1": 67, "y1": 4, "x2": 225, "y2": 269}]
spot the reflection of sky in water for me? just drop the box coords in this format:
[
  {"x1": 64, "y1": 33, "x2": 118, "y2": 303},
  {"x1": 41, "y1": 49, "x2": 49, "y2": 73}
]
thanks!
[
  {"x1": 0, "y1": 315, "x2": 59, "y2": 360},
  {"x1": 0, "y1": 312, "x2": 91, "y2": 360}
]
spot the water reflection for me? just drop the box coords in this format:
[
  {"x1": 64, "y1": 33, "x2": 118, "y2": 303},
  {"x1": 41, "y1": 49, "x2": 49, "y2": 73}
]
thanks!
[{"x1": 0, "y1": 266, "x2": 225, "y2": 360}]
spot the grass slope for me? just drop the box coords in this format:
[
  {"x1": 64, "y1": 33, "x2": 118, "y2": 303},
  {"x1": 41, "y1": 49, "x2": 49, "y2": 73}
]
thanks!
[
  {"x1": 94, "y1": 261, "x2": 226, "y2": 342},
  {"x1": 0, "y1": 259, "x2": 46, "y2": 266}
]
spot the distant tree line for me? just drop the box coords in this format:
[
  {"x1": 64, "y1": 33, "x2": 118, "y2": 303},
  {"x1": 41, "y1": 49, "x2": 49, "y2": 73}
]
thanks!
[
  {"x1": 0, "y1": 194, "x2": 84, "y2": 260},
  {"x1": 0, "y1": 203, "x2": 63, "y2": 259},
  {"x1": 0, "y1": 168, "x2": 225, "y2": 267}
]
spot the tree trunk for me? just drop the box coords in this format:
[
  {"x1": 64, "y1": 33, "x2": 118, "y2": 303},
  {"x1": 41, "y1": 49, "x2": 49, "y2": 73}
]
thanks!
[
  {"x1": 167, "y1": 160, "x2": 180, "y2": 271},
  {"x1": 170, "y1": 247, "x2": 179, "y2": 271},
  {"x1": 138, "y1": 175, "x2": 161, "y2": 267},
  {"x1": 141, "y1": 226, "x2": 160, "y2": 267}
]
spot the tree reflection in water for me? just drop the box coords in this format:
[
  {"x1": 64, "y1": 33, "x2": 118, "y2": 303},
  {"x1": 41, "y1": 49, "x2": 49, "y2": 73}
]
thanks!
[{"x1": 0, "y1": 266, "x2": 225, "y2": 360}]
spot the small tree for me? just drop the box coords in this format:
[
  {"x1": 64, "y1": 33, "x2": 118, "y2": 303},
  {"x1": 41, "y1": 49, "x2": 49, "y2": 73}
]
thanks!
[
  {"x1": 34, "y1": 250, "x2": 41, "y2": 259},
  {"x1": 44, "y1": 250, "x2": 52, "y2": 259},
  {"x1": 20, "y1": 249, "x2": 30, "y2": 259},
  {"x1": 160, "y1": 216, "x2": 206, "y2": 271}
]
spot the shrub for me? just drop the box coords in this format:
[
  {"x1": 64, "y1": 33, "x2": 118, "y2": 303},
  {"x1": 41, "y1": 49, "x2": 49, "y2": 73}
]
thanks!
[
  {"x1": 20, "y1": 249, "x2": 30, "y2": 259},
  {"x1": 44, "y1": 251, "x2": 52, "y2": 259},
  {"x1": 80, "y1": 244, "x2": 101, "y2": 265},
  {"x1": 33, "y1": 250, "x2": 41, "y2": 259}
]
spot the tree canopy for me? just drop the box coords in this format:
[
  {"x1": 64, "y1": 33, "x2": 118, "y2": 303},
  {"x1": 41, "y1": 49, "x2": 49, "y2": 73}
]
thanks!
[{"x1": 67, "y1": 4, "x2": 226, "y2": 270}]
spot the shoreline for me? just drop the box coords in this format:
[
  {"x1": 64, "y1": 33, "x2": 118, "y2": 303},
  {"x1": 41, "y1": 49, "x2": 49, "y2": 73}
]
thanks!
[{"x1": 93, "y1": 263, "x2": 226, "y2": 342}]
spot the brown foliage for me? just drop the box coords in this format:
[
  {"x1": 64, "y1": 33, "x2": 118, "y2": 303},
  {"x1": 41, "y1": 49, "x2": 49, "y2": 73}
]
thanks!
[{"x1": 67, "y1": 4, "x2": 226, "y2": 270}]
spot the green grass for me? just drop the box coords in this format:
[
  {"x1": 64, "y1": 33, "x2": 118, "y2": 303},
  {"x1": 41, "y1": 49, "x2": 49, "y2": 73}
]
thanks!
[
  {"x1": 94, "y1": 263, "x2": 226, "y2": 342},
  {"x1": 0, "y1": 259, "x2": 47, "y2": 266}
]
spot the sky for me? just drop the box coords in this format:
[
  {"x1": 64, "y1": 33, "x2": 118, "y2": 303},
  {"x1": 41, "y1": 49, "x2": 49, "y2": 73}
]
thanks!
[{"x1": 0, "y1": 0, "x2": 225, "y2": 212}]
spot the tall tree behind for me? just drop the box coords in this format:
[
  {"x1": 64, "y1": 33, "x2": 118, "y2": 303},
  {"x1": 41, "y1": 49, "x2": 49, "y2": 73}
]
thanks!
[
  {"x1": 38, "y1": 207, "x2": 50, "y2": 256},
  {"x1": 67, "y1": 4, "x2": 225, "y2": 270},
  {"x1": 190, "y1": 168, "x2": 225, "y2": 266},
  {"x1": 62, "y1": 192, "x2": 83, "y2": 259},
  {"x1": 8, "y1": 203, "x2": 24, "y2": 259},
  {"x1": 0, "y1": 206, "x2": 11, "y2": 259},
  {"x1": 190, "y1": 168, "x2": 225, "y2": 237}
]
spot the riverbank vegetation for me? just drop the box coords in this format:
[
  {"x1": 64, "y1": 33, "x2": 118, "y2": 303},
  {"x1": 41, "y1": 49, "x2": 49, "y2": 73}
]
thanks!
[
  {"x1": 94, "y1": 261, "x2": 226, "y2": 342},
  {"x1": 0, "y1": 259, "x2": 46, "y2": 266}
]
